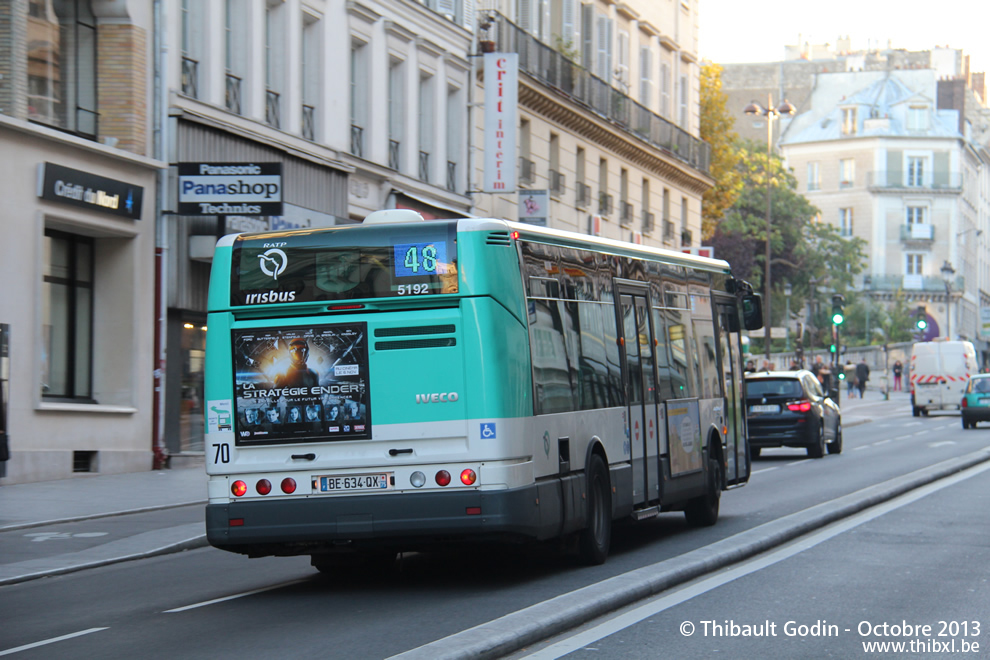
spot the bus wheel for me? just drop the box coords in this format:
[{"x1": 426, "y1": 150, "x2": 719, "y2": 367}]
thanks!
[
  {"x1": 577, "y1": 453, "x2": 612, "y2": 565},
  {"x1": 685, "y1": 455, "x2": 721, "y2": 527}
]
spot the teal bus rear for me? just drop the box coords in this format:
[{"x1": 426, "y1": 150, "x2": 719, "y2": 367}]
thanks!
[{"x1": 204, "y1": 210, "x2": 759, "y2": 569}]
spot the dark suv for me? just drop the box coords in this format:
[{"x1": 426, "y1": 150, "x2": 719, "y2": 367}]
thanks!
[{"x1": 745, "y1": 370, "x2": 842, "y2": 459}]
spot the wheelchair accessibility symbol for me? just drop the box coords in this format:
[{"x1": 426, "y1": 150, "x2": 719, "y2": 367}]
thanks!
[{"x1": 480, "y1": 423, "x2": 496, "y2": 439}]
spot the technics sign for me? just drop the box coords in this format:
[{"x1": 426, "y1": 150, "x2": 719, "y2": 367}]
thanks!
[
  {"x1": 177, "y1": 162, "x2": 283, "y2": 216},
  {"x1": 38, "y1": 163, "x2": 144, "y2": 220}
]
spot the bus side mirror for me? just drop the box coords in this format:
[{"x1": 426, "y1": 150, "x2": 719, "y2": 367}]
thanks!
[{"x1": 742, "y1": 294, "x2": 763, "y2": 331}]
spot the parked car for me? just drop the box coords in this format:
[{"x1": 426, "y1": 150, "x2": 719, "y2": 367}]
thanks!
[
  {"x1": 960, "y1": 373, "x2": 990, "y2": 429},
  {"x1": 745, "y1": 370, "x2": 842, "y2": 459}
]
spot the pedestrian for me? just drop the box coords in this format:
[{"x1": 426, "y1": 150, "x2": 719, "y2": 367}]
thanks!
[
  {"x1": 745, "y1": 360, "x2": 756, "y2": 373},
  {"x1": 892, "y1": 359, "x2": 903, "y2": 391},
  {"x1": 855, "y1": 357, "x2": 870, "y2": 397},
  {"x1": 761, "y1": 359, "x2": 773, "y2": 372},
  {"x1": 844, "y1": 361, "x2": 857, "y2": 397},
  {"x1": 811, "y1": 356, "x2": 826, "y2": 383},
  {"x1": 789, "y1": 358, "x2": 801, "y2": 370}
]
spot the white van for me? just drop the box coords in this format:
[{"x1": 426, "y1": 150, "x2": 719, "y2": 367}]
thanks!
[{"x1": 910, "y1": 339, "x2": 979, "y2": 416}]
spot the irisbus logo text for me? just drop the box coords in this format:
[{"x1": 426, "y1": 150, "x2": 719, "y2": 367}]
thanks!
[
  {"x1": 416, "y1": 392, "x2": 459, "y2": 403},
  {"x1": 244, "y1": 290, "x2": 297, "y2": 304}
]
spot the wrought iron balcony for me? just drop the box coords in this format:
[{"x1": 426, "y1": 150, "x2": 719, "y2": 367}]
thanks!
[
  {"x1": 419, "y1": 150, "x2": 430, "y2": 182},
  {"x1": 598, "y1": 192, "x2": 613, "y2": 216},
  {"x1": 575, "y1": 182, "x2": 591, "y2": 208},
  {"x1": 389, "y1": 139, "x2": 401, "y2": 170},
  {"x1": 549, "y1": 169, "x2": 566, "y2": 196},
  {"x1": 485, "y1": 13, "x2": 710, "y2": 174},
  {"x1": 181, "y1": 57, "x2": 199, "y2": 98},
  {"x1": 351, "y1": 124, "x2": 364, "y2": 158},
  {"x1": 900, "y1": 223, "x2": 934, "y2": 242},
  {"x1": 265, "y1": 90, "x2": 281, "y2": 128},
  {"x1": 519, "y1": 158, "x2": 535, "y2": 184},
  {"x1": 620, "y1": 201, "x2": 634, "y2": 226},
  {"x1": 302, "y1": 104, "x2": 315, "y2": 141},
  {"x1": 642, "y1": 211, "x2": 655, "y2": 233},
  {"x1": 446, "y1": 161, "x2": 457, "y2": 192},
  {"x1": 225, "y1": 73, "x2": 242, "y2": 114},
  {"x1": 867, "y1": 171, "x2": 963, "y2": 191}
]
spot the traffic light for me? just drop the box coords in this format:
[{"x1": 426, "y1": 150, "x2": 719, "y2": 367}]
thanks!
[
  {"x1": 915, "y1": 305, "x2": 928, "y2": 331},
  {"x1": 831, "y1": 294, "x2": 845, "y2": 325},
  {"x1": 838, "y1": 371, "x2": 845, "y2": 380},
  {"x1": 830, "y1": 344, "x2": 836, "y2": 353}
]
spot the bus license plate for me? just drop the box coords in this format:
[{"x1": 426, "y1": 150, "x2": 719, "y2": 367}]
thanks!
[{"x1": 317, "y1": 474, "x2": 390, "y2": 492}]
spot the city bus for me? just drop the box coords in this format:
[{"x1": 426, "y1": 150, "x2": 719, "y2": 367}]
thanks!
[{"x1": 203, "y1": 209, "x2": 762, "y2": 570}]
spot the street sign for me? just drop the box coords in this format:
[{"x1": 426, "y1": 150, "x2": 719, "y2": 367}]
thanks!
[{"x1": 769, "y1": 326, "x2": 788, "y2": 339}]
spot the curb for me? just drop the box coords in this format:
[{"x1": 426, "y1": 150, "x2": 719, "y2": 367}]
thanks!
[
  {"x1": 390, "y1": 447, "x2": 990, "y2": 660},
  {"x1": 0, "y1": 500, "x2": 207, "y2": 534},
  {"x1": 0, "y1": 533, "x2": 209, "y2": 587}
]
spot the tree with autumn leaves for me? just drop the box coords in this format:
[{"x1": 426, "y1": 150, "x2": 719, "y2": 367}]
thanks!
[{"x1": 700, "y1": 62, "x2": 869, "y2": 351}]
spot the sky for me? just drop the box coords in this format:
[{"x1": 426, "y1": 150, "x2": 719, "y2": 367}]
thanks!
[{"x1": 699, "y1": 0, "x2": 990, "y2": 78}]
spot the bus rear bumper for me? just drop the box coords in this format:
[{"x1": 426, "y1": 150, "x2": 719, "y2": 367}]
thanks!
[{"x1": 206, "y1": 484, "x2": 561, "y2": 556}]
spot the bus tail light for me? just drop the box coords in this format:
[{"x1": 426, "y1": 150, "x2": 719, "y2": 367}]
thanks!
[
  {"x1": 787, "y1": 400, "x2": 812, "y2": 413},
  {"x1": 281, "y1": 478, "x2": 297, "y2": 494},
  {"x1": 435, "y1": 470, "x2": 451, "y2": 486},
  {"x1": 460, "y1": 469, "x2": 477, "y2": 485},
  {"x1": 256, "y1": 479, "x2": 272, "y2": 495},
  {"x1": 231, "y1": 480, "x2": 248, "y2": 497}
]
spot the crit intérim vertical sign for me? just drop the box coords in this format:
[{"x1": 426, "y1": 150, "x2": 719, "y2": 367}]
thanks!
[{"x1": 483, "y1": 53, "x2": 518, "y2": 193}]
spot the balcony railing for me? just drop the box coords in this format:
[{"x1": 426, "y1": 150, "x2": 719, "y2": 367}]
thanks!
[
  {"x1": 419, "y1": 150, "x2": 430, "y2": 182},
  {"x1": 302, "y1": 104, "x2": 315, "y2": 141},
  {"x1": 576, "y1": 182, "x2": 591, "y2": 208},
  {"x1": 487, "y1": 13, "x2": 710, "y2": 174},
  {"x1": 867, "y1": 171, "x2": 963, "y2": 191},
  {"x1": 598, "y1": 193, "x2": 613, "y2": 216},
  {"x1": 681, "y1": 228, "x2": 692, "y2": 247},
  {"x1": 642, "y1": 211, "x2": 655, "y2": 233},
  {"x1": 447, "y1": 161, "x2": 457, "y2": 192},
  {"x1": 620, "y1": 201, "x2": 634, "y2": 226},
  {"x1": 900, "y1": 223, "x2": 934, "y2": 241},
  {"x1": 663, "y1": 219, "x2": 675, "y2": 241},
  {"x1": 389, "y1": 139, "x2": 401, "y2": 170},
  {"x1": 519, "y1": 158, "x2": 535, "y2": 184},
  {"x1": 351, "y1": 124, "x2": 364, "y2": 158},
  {"x1": 265, "y1": 90, "x2": 281, "y2": 128},
  {"x1": 868, "y1": 274, "x2": 965, "y2": 292},
  {"x1": 181, "y1": 57, "x2": 199, "y2": 98},
  {"x1": 549, "y1": 169, "x2": 566, "y2": 196},
  {"x1": 225, "y1": 73, "x2": 242, "y2": 114}
]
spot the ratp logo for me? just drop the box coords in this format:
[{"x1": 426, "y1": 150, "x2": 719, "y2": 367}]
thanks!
[{"x1": 257, "y1": 248, "x2": 287, "y2": 280}]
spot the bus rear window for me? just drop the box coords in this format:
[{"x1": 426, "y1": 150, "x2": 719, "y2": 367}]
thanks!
[{"x1": 230, "y1": 222, "x2": 458, "y2": 306}]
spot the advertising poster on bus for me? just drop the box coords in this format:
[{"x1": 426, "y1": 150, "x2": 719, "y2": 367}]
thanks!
[{"x1": 232, "y1": 323, "x2": 370, "y2": 443}]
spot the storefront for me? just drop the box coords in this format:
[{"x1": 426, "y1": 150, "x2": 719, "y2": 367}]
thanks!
[{"x1": 0, "y1": 118, "x2": 161, "y2": 484}]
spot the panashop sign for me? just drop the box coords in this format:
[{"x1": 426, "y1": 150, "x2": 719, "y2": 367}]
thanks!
[
  {"x1": 177, "y1": 162, "x2": 283, "y2": 216},
  {"x1": 483, "y1": 53, "x2": 518, "y2": 193},
  {"x1": 38, "y1": 163, "x2": 144, "y2": 220}
]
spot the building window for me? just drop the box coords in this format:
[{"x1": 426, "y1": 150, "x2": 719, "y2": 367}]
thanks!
[
  {"x1": 302, "y1": 11, "x2": 321, "y2": 140},
  {"x1": 388, "y1": 57, "x2": 405, "y2": 169},
  {"x1": 616, "y1": 30, "x2": 630, "y2": 91},
  {"x1": 679, "y1": 74, "x2": 688, "y2": 128},
  {"x1": 639, "y1": 46, "x2": 652, "y2": 105},
  {"x1": 42, "y1": 230, "x2": 94, "y2": 400},
  {"x1": 907, "y1": 105, "x2": 928, "y2": 131},
  {"x1": 419, "y1": 73, "x2": 434, "y2": 183},
  {"x1": 807, "y1": 161, "x2": 820, "y2": 191},
  {"x1": 908, "y1": 157, "x2": 925, "y2": 187},
  {"x1": 27, "y1": 0, "x2": 98, "y2": 138},
  {"x1": 906, "y1": 206, "x2": 926, "y2": 225},
  {"x1": 446, "y1": 84, "x2": 462, "y2": 193},
  {"x1": 839, "y1": 208, "x2": 853, "y2": 237},
  {"x1": 905, "y1": 253, "x2": 923, "y2": 276},
  {"x1": 350, "y1": 41, "x2": 368, "y2": 157},
  {"x1": 841, "y1": 107, "x2": 857, "y2": 135},
  {"x1": 839, "y1": 159, "x2": 855, "y2": 189},
  {"x1": 595, "y1": 13, "x2": 612, "y2": 80},
  {"x1": 660, "y1": 61, "x2": 671, "y2": 118}
]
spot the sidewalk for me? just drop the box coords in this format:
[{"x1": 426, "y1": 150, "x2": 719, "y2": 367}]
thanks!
[
  {"x1": 0, "y1": 464, "x2": 209, "y2": 586},
  {"x1": 836, "y1": 385, "x2": 913, "y2": 426}
]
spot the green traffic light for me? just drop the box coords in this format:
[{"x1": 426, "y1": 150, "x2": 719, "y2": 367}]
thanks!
[
  {"x1": 830, "y1": 344, "x2": 836, "y2": 353},
  {"x1": 838, "y1": 372, "x2": 845, "y2": 380},
  {"x1": 916, "y1": 318, "x2": 928, "y2": 330},
  {"x1": 832, "y1": 312, "x2": 844, "y2": 325}
]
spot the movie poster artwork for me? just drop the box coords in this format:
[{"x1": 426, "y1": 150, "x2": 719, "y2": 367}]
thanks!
[{"x1": 232, "y1": 323, "x2": 371, "y2": 444}]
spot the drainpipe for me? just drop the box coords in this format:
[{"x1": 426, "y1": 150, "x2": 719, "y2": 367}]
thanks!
[{"x1": 152, "y1": 0, "x2": 169, "y2": 469}]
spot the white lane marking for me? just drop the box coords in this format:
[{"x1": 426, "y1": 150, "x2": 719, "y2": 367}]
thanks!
[
  {"x1": 786, "y1": 460, "x2": 807, "y2": 466},
  {"x1": 519, "y1": 460, "x2": 990, "y2": 660},
  {"x1": 750, "y1": 467, "x2": 778, "y2": 475},
  {"x1": 163, "y1": 578, "x2": 309, "y2": 613},
  {"x1": 913, "y1": 431, "x2": 927, "y2": 436},
  {"x1": 930, "y1": 441, "x2": 956, "y2": 448},
  {"x1": 853, "y1": 445, "x2": 870, "y2": 451},
  {"x1": 873, "y1": 439, "x2": 891, "y2": 446},
  {"x1": 904, "y1": 422, "x2": 923, "y2": 427},
  {"x1": 0, "y1": 628, "x2": 108, "y2": 657}
]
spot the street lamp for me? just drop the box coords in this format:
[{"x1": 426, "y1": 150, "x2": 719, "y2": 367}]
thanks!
[
  {"x1": 940, "y1": 260, "x2": 955, "y2": 339},
  {"x1": 745, "y1": 95, "x2": 796, "y2": 361}
]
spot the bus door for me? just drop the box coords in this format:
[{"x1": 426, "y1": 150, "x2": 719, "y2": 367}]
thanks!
[
  {"x1": 715, "y1": 297, "x2": 749, "y2": 485},
  {"x1": 616, "y1": 284, "x2": 661, "y2": 508}
]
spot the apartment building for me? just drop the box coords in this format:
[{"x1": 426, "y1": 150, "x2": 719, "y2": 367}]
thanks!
[
  {"x1": 163, "y1": 0, "x2": 473, "y2": 461},
  {"x1": 0, "y1": 0, "x2": 161, "y2": 483},
  {"x1": 471, "y1": 0, "x2": 712, "y2": 249},
  {"x1": 781, "y1": 69, "x2": 990, "y2": 352}
]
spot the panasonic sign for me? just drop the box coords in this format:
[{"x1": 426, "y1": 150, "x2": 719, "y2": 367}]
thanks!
[{"x1": 177, "y1": 162, "x2": 283, "y2": 216}]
